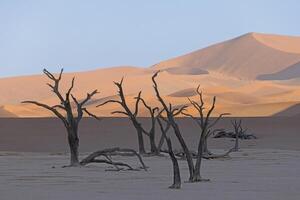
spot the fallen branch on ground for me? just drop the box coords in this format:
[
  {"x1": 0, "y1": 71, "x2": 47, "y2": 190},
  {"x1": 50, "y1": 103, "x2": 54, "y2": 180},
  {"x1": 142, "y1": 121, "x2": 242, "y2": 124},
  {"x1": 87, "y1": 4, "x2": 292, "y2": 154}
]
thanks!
[
  {"x1": 80, "y1": 147, "x2": 148, "y2": 171},
  {"x1": 213, "y1": 129, "x2": 257, "y2": 139},
  {"x1": 160, "y1": 148, "x2": 233, "y2": 160}
]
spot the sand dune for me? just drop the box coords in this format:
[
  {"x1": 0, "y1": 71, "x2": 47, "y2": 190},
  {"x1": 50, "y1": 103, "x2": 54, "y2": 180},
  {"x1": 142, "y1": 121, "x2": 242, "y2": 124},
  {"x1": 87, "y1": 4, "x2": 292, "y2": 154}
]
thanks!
[
  {"x1": 153, "y1": 33, "x2": 300, "y2": 79},
  {"x1": 1, "y1": 33, "x2": 300, "y2": 117},
  {"x1": 2, "y1": 66, "x2": 300, "y2": 117}
]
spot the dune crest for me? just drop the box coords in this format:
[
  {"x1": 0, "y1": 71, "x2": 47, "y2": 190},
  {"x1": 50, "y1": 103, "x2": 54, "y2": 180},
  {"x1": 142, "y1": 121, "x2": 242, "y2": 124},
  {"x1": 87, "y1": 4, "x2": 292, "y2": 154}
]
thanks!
[
  {"x1": 252, "y1": 32, "x2": 300, "y2": 54},
  {"x1": 153, "y1": 32, "x2": 300, "y2": 79}
]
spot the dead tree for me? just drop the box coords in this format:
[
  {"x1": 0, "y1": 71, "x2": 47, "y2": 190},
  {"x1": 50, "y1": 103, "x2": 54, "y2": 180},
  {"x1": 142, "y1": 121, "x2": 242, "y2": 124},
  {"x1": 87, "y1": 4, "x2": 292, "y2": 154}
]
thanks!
[
  {"x1": 157, "y1": 117, "x2": 181, "y2": 189},
  {"x1": 151, "y1": 71, "x2": 195, "y2": 182},
  {"x1": 181, "y1": 85, "x2": 230, "y2": 181},
  {"x1": 182, "y1": 86, "x2": 230, "y2": 156},
  {"x1": 231, "y1": 120, "x2": 247, "y2": 152},
  {"x1": 22, "y1": 69, "x2": 99, "y2": 167},
  {"x1": 96, "y1": 78, "x2": 147, "y2": 154}
]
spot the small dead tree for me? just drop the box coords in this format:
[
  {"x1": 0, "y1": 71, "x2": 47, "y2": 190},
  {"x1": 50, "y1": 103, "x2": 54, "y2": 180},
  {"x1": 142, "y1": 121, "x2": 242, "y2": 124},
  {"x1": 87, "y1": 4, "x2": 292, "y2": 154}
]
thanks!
[
  {"x1": 157, "y1": 117, "x2": 181, "y2": 189},
  {"x1": 22, "y1": 69, "x2": 99, "y2": 167},
  {"x1": 182, "y1": 85, "x2": 231, "y2": 181},
  {"x1": 151, "y1": 71, "x2": 195, "y2": 182},
  {"x1": 96, "y1": 78, "x2": 147, "y2": 154},
  {"x1": 182, "y1": 86, "x2": 230, "y2": 155},
  {"x1": 231, "y1": 119, "x2": 247, "y2": 151}
]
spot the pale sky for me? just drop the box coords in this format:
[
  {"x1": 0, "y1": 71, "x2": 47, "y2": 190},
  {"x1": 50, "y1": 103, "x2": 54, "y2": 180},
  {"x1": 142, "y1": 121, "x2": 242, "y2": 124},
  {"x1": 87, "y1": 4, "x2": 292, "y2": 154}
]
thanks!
[{"x1": 1, "y1": 0, "x2": 300, "y2": 77}]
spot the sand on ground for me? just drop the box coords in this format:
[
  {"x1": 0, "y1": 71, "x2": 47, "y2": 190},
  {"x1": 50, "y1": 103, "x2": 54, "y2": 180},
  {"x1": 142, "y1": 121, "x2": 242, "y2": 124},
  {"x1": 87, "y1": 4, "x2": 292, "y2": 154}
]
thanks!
[{"x1": 0, "y1": 149, "x2": 300, "y2": 200}]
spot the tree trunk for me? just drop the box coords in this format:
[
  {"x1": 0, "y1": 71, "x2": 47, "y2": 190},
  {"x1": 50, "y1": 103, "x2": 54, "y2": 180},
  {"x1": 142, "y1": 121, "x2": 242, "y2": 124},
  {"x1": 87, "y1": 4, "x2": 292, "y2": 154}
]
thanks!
[
  {"x1": 136, "y1": 127, "x2": 146, "y2": 154},
  {"x1": 234, "y1": 132, "x2": 239, "y2": 151},
  {"x1": 203, "y1": 137, "x2": 209, "y2": 154},
  {"x1": 193, "y1": 136, "x2": 204, "y2": 181},
  {"x1": 149, "y1": 129, "x2": 159, "y2": 154},
  {"x1": 166, "y1": 137, "x2": 181, "y2": 189},
  {"x1": 157, "y1": 133, "x2": 165, "y2": 151},
  {"x1": 192, "y1": 130, "x2": 209, "y2": 182},
  {"x1": 171, "y1": 120, "x2": 194, "y2": 181},
  {"x1": 67, "y1": 128, "x2": 80, "y2": 166}
]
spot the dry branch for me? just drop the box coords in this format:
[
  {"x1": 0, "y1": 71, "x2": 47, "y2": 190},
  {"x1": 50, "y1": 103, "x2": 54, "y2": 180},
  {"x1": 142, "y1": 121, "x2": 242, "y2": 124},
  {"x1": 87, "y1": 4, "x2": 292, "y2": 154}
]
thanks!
[{"x1": 80, "y1": 147, "x2": 147, "y2": 171}]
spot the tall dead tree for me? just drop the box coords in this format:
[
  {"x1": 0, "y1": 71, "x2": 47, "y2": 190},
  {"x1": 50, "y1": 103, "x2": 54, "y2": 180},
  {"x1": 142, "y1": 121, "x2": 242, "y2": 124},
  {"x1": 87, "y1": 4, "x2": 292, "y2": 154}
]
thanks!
[
  {"x1": 182, "y1": 85, "x2": 230, "y2": 181},
  {"x1": 96, "y1": 78, "x2": 147, "y2": 154},
  {"x1": 151, "y1": 71, "x2": 195, "y2": 181},
  {"x1": 22, "y1": 69, "x2": 99, "y2": 166},
  {"x1": 157, "y1": 117, "x2": 181, "y2": 189}
]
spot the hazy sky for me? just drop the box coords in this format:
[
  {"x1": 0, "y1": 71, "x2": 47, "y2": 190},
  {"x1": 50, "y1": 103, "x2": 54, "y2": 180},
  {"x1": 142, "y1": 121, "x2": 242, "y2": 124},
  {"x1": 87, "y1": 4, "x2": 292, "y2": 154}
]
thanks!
[{"x1": 1, "y1": 0, "x2": 300, "y2": 77}]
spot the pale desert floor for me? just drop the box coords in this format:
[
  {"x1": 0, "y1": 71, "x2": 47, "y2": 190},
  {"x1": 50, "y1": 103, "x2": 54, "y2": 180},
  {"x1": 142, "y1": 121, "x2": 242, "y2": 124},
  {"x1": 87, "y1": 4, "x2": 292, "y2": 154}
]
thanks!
[
  {"x1": 0, "y1": 117, "x2": 300, "y2": 199},
  {"x1": 0, "y1": 149, "x2": 300, "y2": 200}
]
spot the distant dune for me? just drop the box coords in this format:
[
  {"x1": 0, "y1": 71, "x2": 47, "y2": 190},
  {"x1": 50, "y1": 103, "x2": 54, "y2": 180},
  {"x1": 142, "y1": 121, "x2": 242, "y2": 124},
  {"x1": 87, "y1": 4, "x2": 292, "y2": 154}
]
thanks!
[
  {"x1": 1, "y1": 32, "x2": 300, "y2": 117},
  {"x1": 153, "y1": 33, "x2": 300, "y2": 79}
]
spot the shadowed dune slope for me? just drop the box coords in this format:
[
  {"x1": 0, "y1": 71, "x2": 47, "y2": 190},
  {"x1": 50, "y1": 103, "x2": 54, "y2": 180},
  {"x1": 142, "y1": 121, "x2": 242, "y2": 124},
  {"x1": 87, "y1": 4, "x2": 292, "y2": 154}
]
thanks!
[
  {"x1": 273, "y1": 103, "x2": 300, "y2": 117},
  {"x1": 0, "y1": 106, "x2": 17, "y2": 117},
  {"x1": 257, "y1": 61, "x2": 300, "y2": 80}
]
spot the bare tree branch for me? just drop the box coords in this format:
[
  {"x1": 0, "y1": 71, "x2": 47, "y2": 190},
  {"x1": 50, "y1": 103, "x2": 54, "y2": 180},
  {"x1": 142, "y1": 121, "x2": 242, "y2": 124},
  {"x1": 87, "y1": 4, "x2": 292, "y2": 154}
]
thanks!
[
  {"x1": 111, "y1": 110, "x2": 129, "y2": 116},
  {"x1": 208, "y1": 113, "x2": 231, "y2": 129},
  {"x1": 96, "y1": 99, "x2": 122, "y2": 107},
  {"x1": 82, "y1": 108, "x2": 101, "y2": 121},
  {"x1": 133, "y1": 91, "x2": 142, "y2": 117},
  {"x1": 80, "y1": 90, "x2": 99, "y2": 107},
  {"x1": 22, "y1": 101, "x2": 67, "y2": 126}
]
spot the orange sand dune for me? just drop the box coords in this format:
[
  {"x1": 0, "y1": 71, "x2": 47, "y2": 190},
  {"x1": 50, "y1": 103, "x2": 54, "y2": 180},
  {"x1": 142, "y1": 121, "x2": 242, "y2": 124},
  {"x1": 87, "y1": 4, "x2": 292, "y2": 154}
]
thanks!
[
  {"x1": 1, "y1": 33, "x2": 300, "y2": 117},
  {"x1": 153, "y1": 33, "x2": 300, "y2": 79}
]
